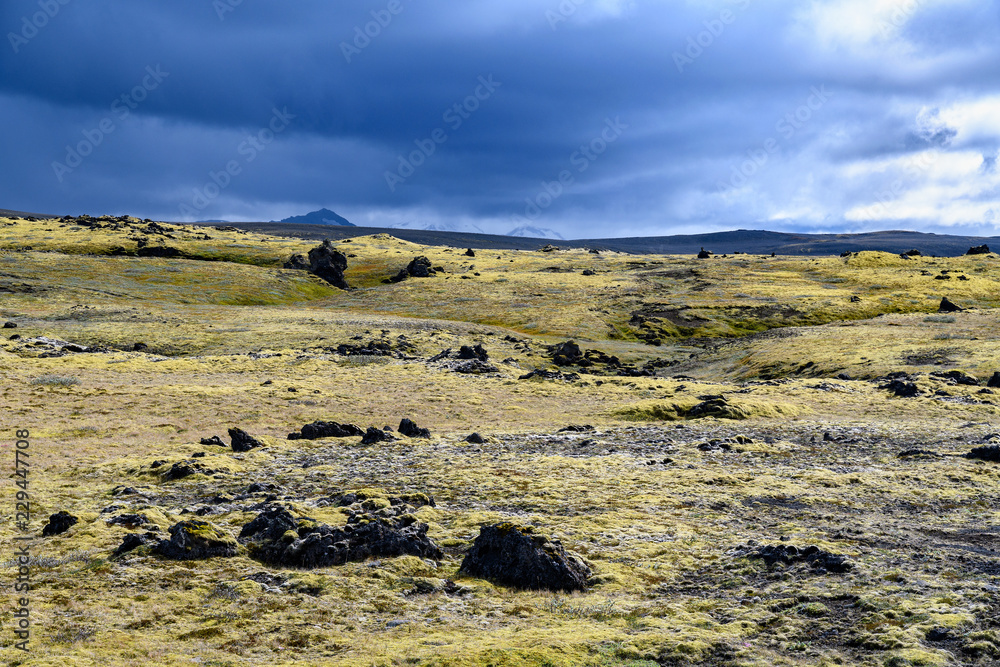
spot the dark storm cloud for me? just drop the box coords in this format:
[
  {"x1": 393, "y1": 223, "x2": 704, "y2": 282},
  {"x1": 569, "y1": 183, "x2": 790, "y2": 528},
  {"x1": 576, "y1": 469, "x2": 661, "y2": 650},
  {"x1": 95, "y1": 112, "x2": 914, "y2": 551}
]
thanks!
[{"x1": 2, "y1": 0, "x2": 1000, "y2": 236}]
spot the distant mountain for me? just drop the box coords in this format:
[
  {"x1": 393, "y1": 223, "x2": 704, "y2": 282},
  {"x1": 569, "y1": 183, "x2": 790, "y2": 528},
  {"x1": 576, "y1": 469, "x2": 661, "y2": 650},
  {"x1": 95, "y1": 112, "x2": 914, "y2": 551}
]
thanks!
[
  {"x1": 506, "y1": 225, "x2": 564, "y2": 240},
  {"x1": 390, "y1": 221, "x2": 486, "y2": 234},
  {"x1": 197, "y1": 219, "x2": 229, "y2": 223},
  {"x1": 275, "y1": 208, "x2": 355, "y2": 226}
]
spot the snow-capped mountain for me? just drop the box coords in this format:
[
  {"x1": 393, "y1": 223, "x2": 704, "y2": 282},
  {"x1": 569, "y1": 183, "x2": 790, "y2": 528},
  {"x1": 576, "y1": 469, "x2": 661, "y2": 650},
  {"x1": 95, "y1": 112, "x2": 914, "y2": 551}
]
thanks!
[
  {"x1": 506, "y1": 225, "x2": 565, "y2": 240},
  {"x1": 390, "y1": 221, "x2": 486, "y2": 234}
]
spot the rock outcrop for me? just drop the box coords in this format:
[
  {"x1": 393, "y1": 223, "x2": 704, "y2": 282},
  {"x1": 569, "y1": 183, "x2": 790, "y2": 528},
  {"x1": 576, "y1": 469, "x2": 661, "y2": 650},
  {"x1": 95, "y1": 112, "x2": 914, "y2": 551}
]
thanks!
[
  {"x1": 155, "y1": 520, "x2": 239, "y2": 560},
  {"x1": 459, "y1": 523, "x2": 591, "y2": 591}
]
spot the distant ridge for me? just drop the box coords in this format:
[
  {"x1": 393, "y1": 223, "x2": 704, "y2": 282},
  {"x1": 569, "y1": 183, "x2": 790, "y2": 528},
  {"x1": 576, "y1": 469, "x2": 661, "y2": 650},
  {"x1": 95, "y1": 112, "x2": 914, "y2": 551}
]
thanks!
[
  {"x1": 274, "y1": 208, "x2": 355, "y2": 226},
  {"x1": 186, "y1": 223, "x2": 1000, "y2": 257}
]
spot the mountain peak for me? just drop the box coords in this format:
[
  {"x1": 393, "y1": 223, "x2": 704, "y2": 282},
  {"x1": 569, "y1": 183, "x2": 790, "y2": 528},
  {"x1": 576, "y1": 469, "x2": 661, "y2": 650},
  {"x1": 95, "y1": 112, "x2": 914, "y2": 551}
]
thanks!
[
  {"x1": 275, "y1": 208, "x2": 355, "y2": 226},
  {"x1": 506, "y1": 225, "x2": 564, "y2": 240}
]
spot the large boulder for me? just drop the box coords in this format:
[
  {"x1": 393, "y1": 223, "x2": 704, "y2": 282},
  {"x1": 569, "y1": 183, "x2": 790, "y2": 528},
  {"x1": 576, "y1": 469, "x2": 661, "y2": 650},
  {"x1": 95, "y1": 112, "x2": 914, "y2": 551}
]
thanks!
[
  {"x1": 304, "y1": 240, "x2": 349, "y2": 289},
  {"x1": 361, "y1": 427, "x2": 396, "y2": 445},
  {"x1": 42, "y1": 511, "x2": 79, "y2": 537},
  {"x1": 229, "y1": 427, "x2": 264, "y2": 453},
  {"x1": 239, "y1": 506, "x2": 442, "y2": 568},
  {"x1": 967, "y1": 244, "x2": 991, "y2": 255},
  {"x1": 966, "y1": 445, "x2": 1000, "y2": 462},
  {"x1": 288, "y1": 421, "x2": 364, "y2": 440},
  {"x1": 398, "y1": 418, "x2": 431, "y2": 439},
  {"x1": 155, "y1": 520, "x2": 238, "y2": 560},
  {"x1": 938, "y1": 297, "x2": 962, "y2": 312},
  {"x1": 459, "y1": 523, "x2": 590, "y2": 592}
]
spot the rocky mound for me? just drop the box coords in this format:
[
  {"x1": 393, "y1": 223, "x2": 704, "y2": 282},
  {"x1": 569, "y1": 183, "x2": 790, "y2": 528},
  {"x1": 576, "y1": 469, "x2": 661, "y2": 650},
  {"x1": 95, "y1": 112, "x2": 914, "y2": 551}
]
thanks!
[
  {"x1": 966, "y1": 445, "x2": 1000, "y2": 462},
  {"x1": 41, "y1": 511, "x2": 78, "y2": 537},
  {"x1": 288, "y1": 421, "x2": 364, "y2": 440},
  {"x1": 229, "y1": 427, "x2": 264, "y2": 452},
  {"x1": 154, "y1": 520, "x2": 239, "y2": 560},
  {"x1": 285, "y1": 239, "x2": 349, "y2": 289},
  {"x1": 238, "y1": 506, "x2": 442, "y2": 568},
  {"x1": 459, "y1": 523, "x2": 591, "y2": 592}
]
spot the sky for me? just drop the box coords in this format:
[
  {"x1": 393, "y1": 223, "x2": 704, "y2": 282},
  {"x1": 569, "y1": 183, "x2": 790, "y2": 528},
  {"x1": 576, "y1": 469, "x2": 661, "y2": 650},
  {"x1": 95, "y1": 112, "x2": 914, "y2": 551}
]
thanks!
[{"x1": 2, "y1": 0, "x2": 999, "y2": 239}]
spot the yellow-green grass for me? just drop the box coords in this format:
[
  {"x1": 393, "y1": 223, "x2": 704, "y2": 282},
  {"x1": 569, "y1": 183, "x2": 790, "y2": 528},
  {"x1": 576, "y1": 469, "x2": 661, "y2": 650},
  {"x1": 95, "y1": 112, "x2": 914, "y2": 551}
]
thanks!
[{"x1": 2, "y1": 216, "x2": 1000, "y2": 666}]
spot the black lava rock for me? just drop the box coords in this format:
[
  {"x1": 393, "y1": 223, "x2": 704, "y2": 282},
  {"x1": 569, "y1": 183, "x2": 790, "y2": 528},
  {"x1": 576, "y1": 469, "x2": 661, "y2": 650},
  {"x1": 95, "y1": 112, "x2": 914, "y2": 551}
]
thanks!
[
  {"x1": 41, "y1": 511, "x2": 79, "y2": 537},
  {"x1": 465, "y1": 433, "x2": 486, "y2": 444},
  {"x1": 106, "y1": 514, "x2": 150, "y2": 528},
  {"x1": 163, "y1": 462, "x2": 208, "y2": 481},
  {"x1": 464, "y1": 248, "x2": 476, "y2": 257},
  {"x1": 987, "y1": 372, "x2": 1000, "y2": 388},
  {"x1": 3, "y1": 322, "x2": 17, "y2": 328},
  {"x1": 155, "y1": 520, "x2": 239, "y2": 560},
  {"x1": 361, "y1": 427, "x2": 396, "y2": 445},
  {"x1": 882, "y1": 379, "x2": 920, "y2": 397},
  {"x1": 283, "y1": 253, "x2": 310, "y2": 270},
  {"x1": 457, "y1": 344, "x2": 488, "y2": 361},
  {"x1": 200, "y1": 435, "x2": 226, "y2": 447},
  {"x1": 229, "y1": 428, "x2": 264, "y2": 452},
  {"x1": 459, "y1": 523, "x2": 591, "y2": 592},
  {"x1": 747, "y1": 544, "x2": 852, "y2": 573},
  {"x1": 288, "y1": 421, "x2": 364, "y2": 440},
  {"x1": 697, "y1": 248, "x2": 712, "y2": 259},
  {"x1": 398, "y1": 418, "x2": 431, "y2": 439},
  {"x1": 966, "y1": 445, "x2": 1000, "y2": 462},
  {"x1": 239, "y1": 506, "x2": 442, "y2": 568},
  {"x1": 112, "y1": 532, "x2": 159, "y2": 558},
  {"x1": 967, "y1": 244, "x2": 990, "y2": 255},
  {"x1": 306, "y1": 239, "x2": 349, "y2": 289},
  {"x1": 938, "y1": 297, "x2": 963, "y2": 313}
]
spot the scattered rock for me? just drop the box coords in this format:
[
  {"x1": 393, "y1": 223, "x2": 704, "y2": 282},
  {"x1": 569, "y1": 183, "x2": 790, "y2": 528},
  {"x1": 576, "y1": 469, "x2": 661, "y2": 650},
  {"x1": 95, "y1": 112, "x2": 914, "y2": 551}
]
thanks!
[
  {"x1": 881, "y1": 379, "x2": 920, "y2": 397},
  {"x1": 457, "y1": 344, "x2": 488, "y2": 361},
  {"x1": 557, "y1": 425, "x2": 594, "y2": 433},
  {"x1": 582, "y1": 269, "x2": 595, "y2": 276},
  {"x1": 966, "y1": 445, "x2": 1000, "y2": 462},
  {"x1": 399, "y1": 418, "x2": 431, "y2": 439},
  {"x1": 898, "y1": 449, "x2": 940, "y2": 459},
  {"x1": 288, "y1": 421, "x2": 364, "y2": 440},
  {"x1": 163, "y1": 462, "x2": 209, "y2": 481},
  {"x1": 200, "y1": 435, "x2": 226, "y2": 447},
  {"x1": 744, "y1": 544, "x2": 852, "y2": 573},
  {"x1": 3, "y1": 321, "x2": 16, "y2": 328},
  {"x1": 903, "y1": 249, "x2": 922, "y2": 256},
  {"x1": 465, "y1": 433, "x2": 485, "y2": 444},
  {"x1": 967, "y1": 244, "x2": 990, "y2": 255},
  {"x1": 238, "y1": 506, "x2": 442, "y2": 568},
  {"x1": 697, "y1": 248, "x2": 712, "y2": 259},
  {"x1": 938, "y1": 297, "x2": 963, "y2": 313},
  {"x1": 926, "y1": 627, "x2": 952, "y2": 642},
  {"x1": 459, "y1": 523, "x2": 591, "y2": 592},
  {"x1": 361, "y1": 427, "x2": 396, "y2": 445},
  {"x1": 453, "y1": 359, "x2": 499, "y2": 374},
  {"x1": 988, "y1": 372, "x2": 1000, "y2": 388},
  {"x1": 464, "y1": 248, "x2": 476, "y2": 257},
  {"x1": 229, "y1": 427, "x2": 264, "y2": 453},
  {"x1": 41, "y1": 511, "x2": 79, "y2": 537},
  {"x1": 106, "y1": 514, "x2": 151, "y2": 528},
  {"x1": 283, "y1": 254, "x2": 310, "y2": 270},
  {"x1": 932, "y1": 370, "x2": 980, "y2": 386},
  {"x1": 112, "y1": 532, "x2": 159, "y2": 558},
  {"x1": 539, "y1": 244, "x2": 559, "y2": 252},
  {"x1": 155, "y1": 520, "x2": 239, "y2": 560},
  {"x1": 518, "y1": 369, "x2": 580, "y2": 382}
]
